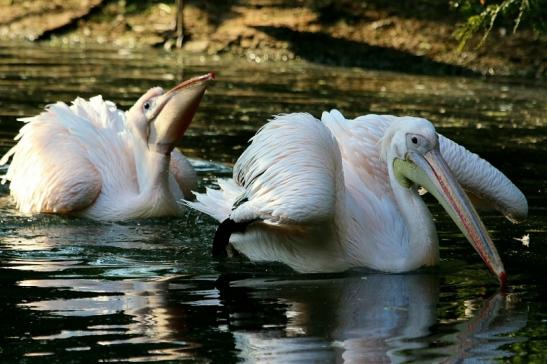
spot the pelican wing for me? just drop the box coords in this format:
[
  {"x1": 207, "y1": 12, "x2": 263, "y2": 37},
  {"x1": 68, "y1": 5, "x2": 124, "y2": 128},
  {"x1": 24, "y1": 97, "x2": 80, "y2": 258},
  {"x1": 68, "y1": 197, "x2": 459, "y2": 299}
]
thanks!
[
  {"x1": 228, "y1": 113, "x2": 343, "y2": 225},
  {"x1": 321, "y1": 110, "x2": 394, "y2": 197},
  {"x1": 1, "y1": 116, "x2": 101, "y2": 213},
  {"x1": 0, "y1": 96, "x2": 128, "y2": 214},
  {"x1": 439, "y1": 134, "x2": 527, "y2": 223}
]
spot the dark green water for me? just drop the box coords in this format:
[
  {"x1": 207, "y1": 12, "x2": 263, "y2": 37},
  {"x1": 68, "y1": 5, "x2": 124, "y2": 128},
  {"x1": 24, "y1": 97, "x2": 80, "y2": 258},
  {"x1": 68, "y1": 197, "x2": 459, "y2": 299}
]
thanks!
[{"x1": 0, "y1": 43, "x2": 546, "y2": 363}]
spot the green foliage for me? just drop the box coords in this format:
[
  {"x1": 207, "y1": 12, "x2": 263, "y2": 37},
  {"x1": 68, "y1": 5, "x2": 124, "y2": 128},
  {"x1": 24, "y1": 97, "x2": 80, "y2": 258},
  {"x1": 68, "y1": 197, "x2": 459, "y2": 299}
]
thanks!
[{"x1": 451, "y1": 0, "x2": 547, "y2": 49}]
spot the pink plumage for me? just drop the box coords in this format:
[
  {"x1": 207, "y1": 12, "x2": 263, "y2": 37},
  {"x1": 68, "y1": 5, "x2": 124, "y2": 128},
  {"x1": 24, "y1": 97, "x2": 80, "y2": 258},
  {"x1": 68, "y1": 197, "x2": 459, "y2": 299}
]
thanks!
[
  {"x1": 188, "y1": 110, "x2": 527, "y2": 283},
  {"x1": 1, "y1": 74, "x2": 213, "y2": 220}
]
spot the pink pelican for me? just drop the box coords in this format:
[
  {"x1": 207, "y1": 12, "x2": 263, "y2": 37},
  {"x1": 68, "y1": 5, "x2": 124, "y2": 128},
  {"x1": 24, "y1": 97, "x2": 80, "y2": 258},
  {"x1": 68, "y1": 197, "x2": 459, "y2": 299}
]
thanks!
[
  {"x1": 188, "y1": 110, "x2": 527, "y2": 284},
  {"x1": 1, "y1": 73, "x2": 214, "y2": 220}
]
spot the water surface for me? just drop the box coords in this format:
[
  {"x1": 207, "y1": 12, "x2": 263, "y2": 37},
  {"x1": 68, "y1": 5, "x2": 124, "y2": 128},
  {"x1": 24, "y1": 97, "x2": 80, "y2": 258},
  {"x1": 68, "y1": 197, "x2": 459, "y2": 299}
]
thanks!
[{"x1": 0, "y1": 43, "x2": 546, "y2": 363}]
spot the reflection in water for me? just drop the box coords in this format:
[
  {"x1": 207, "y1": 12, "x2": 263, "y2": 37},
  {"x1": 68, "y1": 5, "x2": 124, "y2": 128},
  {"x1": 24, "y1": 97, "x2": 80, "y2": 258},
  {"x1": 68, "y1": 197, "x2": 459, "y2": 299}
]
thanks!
[
  {"x1": 0, "y1": 221, "x2": 204, "y2": 361},
  {"x1": 9, "y1": 271, "x2": 527, "y2": 363},
  {"x1": 225, "y1": 274, "x2": 438, "y2": 363},
  {"x1": 217, "y1": 274, "x2": 526, "y2": 363},
  {"x1": 437, "y1": 293, "x2": 527, "y2": 363},
  {"x1": 21, "y1": 278, "x2": 181, "y2": 345}
]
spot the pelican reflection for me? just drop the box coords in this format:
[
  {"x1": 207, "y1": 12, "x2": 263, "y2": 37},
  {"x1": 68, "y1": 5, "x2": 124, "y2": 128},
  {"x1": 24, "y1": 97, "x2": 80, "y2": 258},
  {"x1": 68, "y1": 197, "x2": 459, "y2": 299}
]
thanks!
[
  {"x1": 218, "y1": 273, "x2": 526, "y2": 363},
  {"x1": 4, "y1": 224, "x2": 526, "y2": 363}
]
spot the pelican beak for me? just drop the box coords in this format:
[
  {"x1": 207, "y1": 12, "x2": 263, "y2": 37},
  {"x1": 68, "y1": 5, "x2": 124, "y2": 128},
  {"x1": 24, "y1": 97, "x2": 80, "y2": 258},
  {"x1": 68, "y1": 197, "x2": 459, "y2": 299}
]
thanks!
[
  {"x1": 394, "y1": 148, "x2": 506, "y2": 286},
  {"x1": 150, "y1": 72, "x2": 215, "y2": 153}
]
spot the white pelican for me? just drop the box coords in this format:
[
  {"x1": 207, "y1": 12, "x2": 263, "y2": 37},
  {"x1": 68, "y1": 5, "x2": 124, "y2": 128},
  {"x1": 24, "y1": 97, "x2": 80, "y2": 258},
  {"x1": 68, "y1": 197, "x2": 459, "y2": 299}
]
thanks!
[
  {"x1": 188, "y1": 110, "x2": 528, "y2": 285},
  {"x1": 1, "y1": 73, "x2": 214, "y2": 220}
]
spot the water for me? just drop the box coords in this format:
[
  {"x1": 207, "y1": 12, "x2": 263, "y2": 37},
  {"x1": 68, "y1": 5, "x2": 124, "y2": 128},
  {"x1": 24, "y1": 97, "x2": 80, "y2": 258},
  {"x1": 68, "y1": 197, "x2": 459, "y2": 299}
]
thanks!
[{"x1": 0, "y1": 42, "x2": 546, "y2": 363}]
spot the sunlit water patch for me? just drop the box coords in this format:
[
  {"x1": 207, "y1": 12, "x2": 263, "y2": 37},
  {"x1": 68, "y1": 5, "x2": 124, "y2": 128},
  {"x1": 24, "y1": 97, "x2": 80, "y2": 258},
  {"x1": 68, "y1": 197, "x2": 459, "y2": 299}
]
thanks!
[{"x1": 0, "y1": 43, "x2": 546, "y2": 362}]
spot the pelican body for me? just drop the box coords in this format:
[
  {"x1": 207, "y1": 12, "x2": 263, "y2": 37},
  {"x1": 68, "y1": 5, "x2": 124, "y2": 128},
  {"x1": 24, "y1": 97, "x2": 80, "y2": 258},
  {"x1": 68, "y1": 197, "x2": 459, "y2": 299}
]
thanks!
[
  {"x1": 1, "y1": 73, "x2": 214, "y2": 220},
  {"x1": 188, "y1": 110, "x2": 527, "y2": 284}
]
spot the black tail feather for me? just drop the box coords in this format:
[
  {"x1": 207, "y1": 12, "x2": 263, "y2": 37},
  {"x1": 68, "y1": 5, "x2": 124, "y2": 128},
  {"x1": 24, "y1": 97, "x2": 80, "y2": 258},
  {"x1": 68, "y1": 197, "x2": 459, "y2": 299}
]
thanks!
[{"x1": 213, "y1": 218, "x2": 252, "y2": 257}]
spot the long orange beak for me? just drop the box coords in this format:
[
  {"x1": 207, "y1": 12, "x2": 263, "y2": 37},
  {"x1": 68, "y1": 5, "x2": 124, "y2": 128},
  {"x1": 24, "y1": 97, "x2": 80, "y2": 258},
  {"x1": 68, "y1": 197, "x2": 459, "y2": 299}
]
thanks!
[
  {"x1": 395, "y1": 148, "x2": 506, "y2": 286},
  {"x1": 151, "y1": 73, "x2": 215, "y2": 149}
]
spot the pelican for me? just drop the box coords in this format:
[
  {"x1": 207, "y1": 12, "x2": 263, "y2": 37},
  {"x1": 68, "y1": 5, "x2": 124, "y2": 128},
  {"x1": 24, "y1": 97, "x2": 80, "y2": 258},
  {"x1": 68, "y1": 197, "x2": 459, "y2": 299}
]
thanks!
[
  {"x1": 1, "y1": 73, "x2": 214, "y2": 220},
  {"x1": 188, "y1": 110, "x2": 528, "y2": 284}
]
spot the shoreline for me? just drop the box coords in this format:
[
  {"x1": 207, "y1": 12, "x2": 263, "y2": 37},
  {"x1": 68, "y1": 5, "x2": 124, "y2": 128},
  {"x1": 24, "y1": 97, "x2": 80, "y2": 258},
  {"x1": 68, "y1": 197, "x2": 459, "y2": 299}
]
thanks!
[{"x1": 0, "y1": 0, "x2": 545, "y2": 79}]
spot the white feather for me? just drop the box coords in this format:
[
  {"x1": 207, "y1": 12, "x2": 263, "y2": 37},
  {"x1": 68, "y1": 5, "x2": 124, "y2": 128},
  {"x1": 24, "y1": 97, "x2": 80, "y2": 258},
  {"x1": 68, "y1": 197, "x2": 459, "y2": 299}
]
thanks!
[
  {"x1": 187, "y1": 179, "x2": 243, "y2": 222},
  {"x1": 231, "y1": 113, "x2": 342, "y2": 224}
]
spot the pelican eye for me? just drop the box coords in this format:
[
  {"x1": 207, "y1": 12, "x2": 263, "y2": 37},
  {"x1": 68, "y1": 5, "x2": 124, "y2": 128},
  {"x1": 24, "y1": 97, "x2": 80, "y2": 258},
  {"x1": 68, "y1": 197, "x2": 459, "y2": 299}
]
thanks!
[
  {"x1": 143, "y1": 101, "x2": 151, "y2": 111},
  {"x1": 411, "y1": 136, "x2": 418, "y2": 144}
]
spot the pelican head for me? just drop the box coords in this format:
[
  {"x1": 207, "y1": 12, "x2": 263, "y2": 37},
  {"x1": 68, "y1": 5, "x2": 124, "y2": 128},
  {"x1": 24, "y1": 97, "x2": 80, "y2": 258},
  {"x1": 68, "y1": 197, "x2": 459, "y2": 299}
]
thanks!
[
  {"x1": 384, "y1": 117, "x2": 506, "y2": 286},
  {"x1": 126, "y1": 73, "x2": 215, "y2": 154}
]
